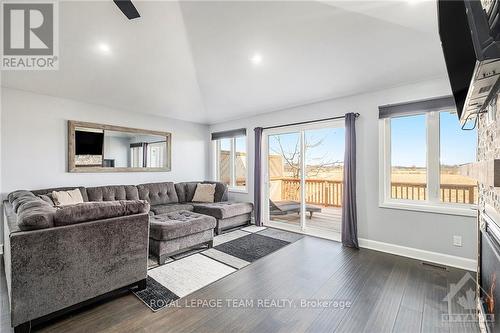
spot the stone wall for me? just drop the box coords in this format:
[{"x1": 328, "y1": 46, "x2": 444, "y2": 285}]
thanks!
[{"x1": 477, "y1": 95, "x2": 500, "y2": 212}]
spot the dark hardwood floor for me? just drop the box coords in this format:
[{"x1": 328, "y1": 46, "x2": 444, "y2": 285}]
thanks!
[{"x1": 0, "y1": 236, "x2": 480, "y2": 333}]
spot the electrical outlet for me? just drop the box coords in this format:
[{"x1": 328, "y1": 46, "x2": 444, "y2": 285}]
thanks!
[{"x1": 453, "y1": 235, "x2": 462, "y2": 247}]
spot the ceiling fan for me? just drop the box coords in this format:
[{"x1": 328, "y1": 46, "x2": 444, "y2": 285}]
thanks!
[{"x1": 113, "y1": 0, "x2": 140, "y2": 20}]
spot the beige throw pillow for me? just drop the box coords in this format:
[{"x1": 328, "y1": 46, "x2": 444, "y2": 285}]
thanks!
[
  {"x1": 192, "y1": 183, "x2": 216, "y2": 203},
  {"x1": 52, "y1": 189, "x2": 84, "y2": 207}
]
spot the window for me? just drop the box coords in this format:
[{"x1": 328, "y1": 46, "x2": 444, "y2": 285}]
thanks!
[
  {"x1": 379, "y1": 99, "x2": 477, "y2": 216},
  {"x1": 391, "y1": 114, "x2": 427, "y2": 201},
  {"x1": 439, "y1": 112, "x2": 478, "y2": 204},
  {"x1": 217, "y1": 138, "x2": 232, "y2": 186},
  {"x1": 213, "y1": 130, "x2": 247, "y2": 191},
  {"x1": 235, "y1": 136, "x2": 247, "y2": 189}
]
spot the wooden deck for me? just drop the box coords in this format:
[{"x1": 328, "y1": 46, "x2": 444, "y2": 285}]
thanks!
[{"x1": 269, "y1": 206, "x2": 342, "y2": 232}]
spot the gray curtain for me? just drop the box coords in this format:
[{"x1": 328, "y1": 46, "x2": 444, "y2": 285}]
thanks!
[
  {"x1": 342, "y1": 113, "x2": 358, "y2": 248},
  {"x1": 254, "y1": 127, "x2": 263, "y2": 226}
]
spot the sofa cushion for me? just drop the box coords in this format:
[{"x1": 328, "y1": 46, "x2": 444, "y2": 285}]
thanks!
[
  {"x1": 177, "y1": 182, "x2": 198, "y2": 203},
  {"x1": 54, "y1": 200, "x2": 150, "y2": 227},
  {"x1": 137, "y1": 182, "x2": 178, "y2": 205},
  {"x1": 192, "y1": 202, "x2": 254, "y2": 220},
  {"x1": 31, "y1": 187, "x2": 89, "y2": 202},
  {"x1": 174, "y1": 183, "x2": 188, "y2": 203},
  {"x1": 17, "y1": 199, "x2": 49, "y2": 214},
  {"x1": 11, "y1": 193, "x2": 39, "y2": 213},
  {"x1": 8, "y1": 190, "x2": 34, "y2": 204},
  {"x1": 192, "y1": 183, "x2": 216, "y2": 203},
  {"x1": 150, "y1": 203, "x2": 194, "y2": 215},
  {"x1": 175, "y1": 181, "x2": 228, "y2": 203},
  {"x1": 17, "y1": 202, "x2": 57, "y2": 231},
  {"x1": 52, "y1": 189, "x2": 84, "y2": 207},
  {"x1": 86, "y1": 185, "x2": 139, "y2": 202},
  {"x1": 149, "y1": 210, "x2": 216, "y2": 241}
]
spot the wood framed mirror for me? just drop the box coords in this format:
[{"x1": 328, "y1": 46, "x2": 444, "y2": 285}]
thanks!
[{"x1": 68, "y1": 120, "x2": 171, "y2": 173}]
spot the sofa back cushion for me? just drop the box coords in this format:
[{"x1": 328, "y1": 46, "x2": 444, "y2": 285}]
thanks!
[
  {"x1": 86, "y1": 185, "x2": 139, "y2": 202},
  {"x1": 175, "y1": 181, "x2": 228, "y2": 203},
  {"x1": 137, "y1": 182, "x2": 178, "y2": 205},
  {"x1": 8, "y1": 190, "x2": 57, "y2": 230},
  {"x1": 31, "y1": 186, "x2": 89, "y2": 202},
  {"x1": 54, "y1": 200, "x2": 150, "y2": 226},
  {"x1": 8, "y1": 190, "x2": 34, "y2": 204},
  {"x1": 175, "y1": 182, "x2": 197, "y2": 203},
  {"x1": 8, "y1": 190, "x2": 40, "y2": 212}
]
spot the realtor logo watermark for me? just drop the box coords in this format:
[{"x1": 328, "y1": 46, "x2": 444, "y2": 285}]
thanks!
[
  {"x1": 442, "y1": 272, "x2": 495, "y2": 324},
  {"x1": 1, "y1": 1, "x2": 59, "y2": 70}
]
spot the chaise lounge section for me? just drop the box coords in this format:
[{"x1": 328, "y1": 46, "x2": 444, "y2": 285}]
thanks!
[{"x1": 192, "y1": 202, "x2": 253, "y2": 235}]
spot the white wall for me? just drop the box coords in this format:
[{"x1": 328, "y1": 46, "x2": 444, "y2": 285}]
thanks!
[
  {"x1": 209, "y1": 78, "x2": 477, "y2": 264},
  {"x1": 1, "y1": 87, "x2": 209, "y2": 192}
]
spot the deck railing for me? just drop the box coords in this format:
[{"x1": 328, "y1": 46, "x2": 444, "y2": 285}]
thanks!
[
  {"x1": 279, "y1": 178, "x2": 344, "y2": 207},
  {"x1": 391, "y1": 182, "x2": 477, "y2": 204},
  {"x1": 277, "y1": 178, "x2": 477, "y2": 206}
]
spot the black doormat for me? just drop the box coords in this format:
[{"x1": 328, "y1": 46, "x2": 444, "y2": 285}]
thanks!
[
  {"x1": 133, "y1": 276, "x2": 179, "y2": 311},
  {"x1": 214, "y1": 233, "x2": 290, "y2": 262}
]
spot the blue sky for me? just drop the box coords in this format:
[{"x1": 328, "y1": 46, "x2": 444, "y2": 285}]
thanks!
[
  {"x1": 269, "y1": 127, "x2": 345, "y2": 166},
  {"x1": 439, "y1": 112, "x2": 476, "y2": 165},
  {"x1": 391, "y1": 112, "x2": 476, "y2": 167},
  {"x1": 265, "y1": 112, "x2": 476, "y2": 168}
]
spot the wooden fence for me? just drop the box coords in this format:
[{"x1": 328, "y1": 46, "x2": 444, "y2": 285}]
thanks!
[{"x1": 278, "y1": 178, "x2": 477, "y2": 206}]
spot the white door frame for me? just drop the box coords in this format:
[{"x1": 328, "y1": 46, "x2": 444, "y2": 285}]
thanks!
[{"x1": 261, "y1": 119, "x2": 344, "y2": 234}]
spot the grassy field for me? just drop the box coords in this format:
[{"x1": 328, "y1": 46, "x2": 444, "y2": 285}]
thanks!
[
  {"x1": 279, "y1": 165, "x2": 478, "y2": 204},
  {"x1": 284, "y1": 166, "x2": 476, "y2": 185},
  {"x1": 391, "y1": 167, "x2": 476, "y2": 185}
]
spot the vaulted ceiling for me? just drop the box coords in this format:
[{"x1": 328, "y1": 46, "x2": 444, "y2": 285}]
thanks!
[{"x1": 1, "y1": 0, "x2": 448, "y2": 124}]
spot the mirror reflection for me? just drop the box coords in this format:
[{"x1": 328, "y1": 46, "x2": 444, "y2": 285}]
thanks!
[{"x1": 69, "y1": 121, "x2": 171, "y2": 172}]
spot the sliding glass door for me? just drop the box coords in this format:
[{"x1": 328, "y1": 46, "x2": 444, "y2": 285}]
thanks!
[
  {"x1": 304, "y1": 127, "x2": 345, "y2": 233},
  {"x1": 267, "y1": 131, "x2": 303, "y2": 228},
  {"x1": 263, "y1": 121, "x2": 344, "y2": 236}
]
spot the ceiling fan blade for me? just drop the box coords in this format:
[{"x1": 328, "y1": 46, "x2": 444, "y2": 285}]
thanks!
[{"x1": 113, "y1": 0, "x2": 140, "y2": 20}]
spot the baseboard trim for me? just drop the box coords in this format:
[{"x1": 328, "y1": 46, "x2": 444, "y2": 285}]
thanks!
[{"x1": 358, "y1": 238, "x2": 477, "y2": 272}]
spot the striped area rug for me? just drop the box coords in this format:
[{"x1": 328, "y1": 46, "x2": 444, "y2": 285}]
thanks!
[{"x1": 134, "y1": 226, "x2": 303, "y2": 311}]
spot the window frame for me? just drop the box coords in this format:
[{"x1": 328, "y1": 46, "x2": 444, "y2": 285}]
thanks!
[
  {"x1": 378, "y1": 110, "x2": 477, "y2": 217},
  {"x1": 215, "y1": 135, "x2": 248, "y2": 193}
]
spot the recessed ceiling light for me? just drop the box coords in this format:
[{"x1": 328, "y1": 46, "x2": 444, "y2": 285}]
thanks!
[
  {"x1": 250, "y1": 53, "x2": 263, "y2": 65},
  {"x1": 96, "y1": 42, "x2": 111, "y2": 55}
]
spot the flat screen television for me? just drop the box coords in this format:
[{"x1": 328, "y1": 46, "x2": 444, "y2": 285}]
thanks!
[
  {"x1": 438, "y1": 0, "x2": 500, "y2": 122},
  {"x1": 75, "y1": 130, "x2": 104, "y2": 155},
  {"x1": 438, "y1": 0, "x2": 477, "y2": 119}
]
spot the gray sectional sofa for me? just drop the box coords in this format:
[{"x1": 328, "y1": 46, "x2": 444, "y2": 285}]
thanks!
[{"x1": 3, "y1": 180, "x2": 253, "y2": 332}]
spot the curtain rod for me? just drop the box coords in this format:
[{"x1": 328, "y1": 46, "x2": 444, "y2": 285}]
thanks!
[{"x1": 261, "y1": 113, "x2": 360, "y2": 130}]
